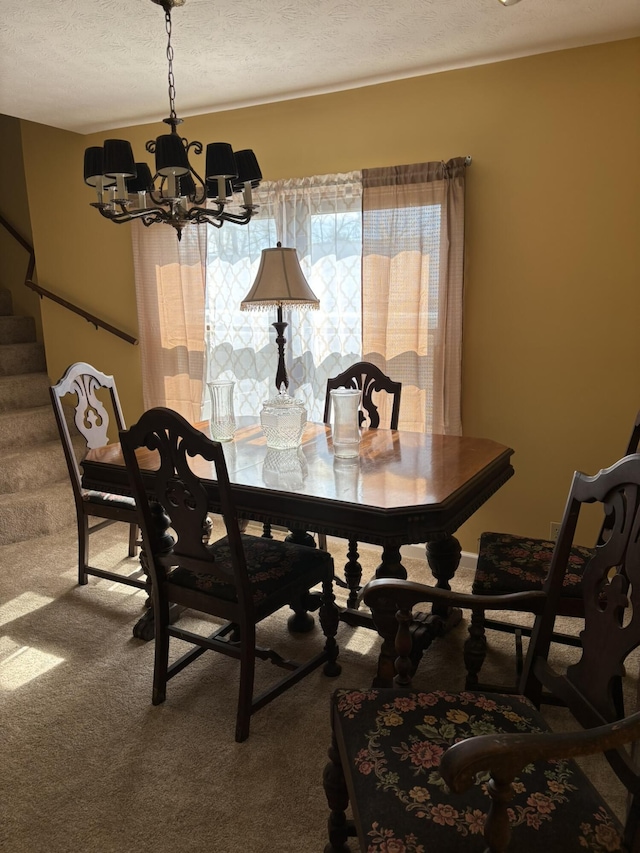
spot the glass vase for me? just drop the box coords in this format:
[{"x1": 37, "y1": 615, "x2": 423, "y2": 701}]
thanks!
[
  {"x1": 330, "y1": 388, "x2": 361, "y2": 458},
  {"x1": 208, "y1": 380, "x2": 236, "y2": 442}
]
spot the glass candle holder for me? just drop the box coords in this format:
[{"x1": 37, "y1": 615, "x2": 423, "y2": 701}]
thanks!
[{"x1": 208, "y1": 380, "x2": 236, "y2": 441}]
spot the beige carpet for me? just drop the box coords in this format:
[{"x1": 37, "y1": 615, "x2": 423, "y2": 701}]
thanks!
[{"x1": 0, "y1": 523, "x2": 632, "y2": 852}]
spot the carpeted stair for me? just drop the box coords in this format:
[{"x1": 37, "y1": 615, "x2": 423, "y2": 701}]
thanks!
[{"x1": 0, "y1": 286, "x2": 76, "y2": 545}]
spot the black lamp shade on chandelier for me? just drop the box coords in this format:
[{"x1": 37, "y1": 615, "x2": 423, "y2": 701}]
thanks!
[
  {"x1": 83, "y1": 0, "x2": 262, "y2": 238},
  {"x1": 206, "y1": 143, "x2": 236, "y2": 179},
  {"x1": 126, "y1": 163, "x2": 154, "y2": 194},
  {"x1": 155, "y1": 134, "x2": 190, "y2": 176},
  {"x1": 104, "y1": 139, "x2": 137, "y2": 179},
  {"x1": 83, "y1": 147, "x2": 115, "y2": 188}
]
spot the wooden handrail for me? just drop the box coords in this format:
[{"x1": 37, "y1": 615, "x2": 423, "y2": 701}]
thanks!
[{"x1": 0, "y1": 212, "x2": 138, "y2": 346}]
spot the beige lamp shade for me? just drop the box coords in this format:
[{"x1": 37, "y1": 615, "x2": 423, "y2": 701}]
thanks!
[{"x1": 240, "y1": 246, "x2": 319, "y2": 310}]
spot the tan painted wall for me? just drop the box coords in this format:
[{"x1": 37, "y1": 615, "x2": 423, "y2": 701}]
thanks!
[
  {"x1": 19, "y1": 37, "x2": 640, "y2": 552},
  {"x1": 0, "y1": 114, "x2": 43, "y2": 341},
  {"x1": 20, "y1": 120, "x2": 142, "y2": 417}
]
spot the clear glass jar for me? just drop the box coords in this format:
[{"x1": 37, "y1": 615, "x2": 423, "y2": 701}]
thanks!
[
  {"x1": 330, "y1": 388, "x2": 361, "y2": 458},
  {"x1": 260, "y1": 389, "x2": 307, "y2": 449}
]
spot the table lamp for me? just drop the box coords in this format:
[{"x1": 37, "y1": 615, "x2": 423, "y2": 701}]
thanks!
[{"x1": 240, "y1": 242, "x2": 319, "y2": 391}]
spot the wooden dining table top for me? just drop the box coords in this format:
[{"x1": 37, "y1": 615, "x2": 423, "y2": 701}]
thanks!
[{"x1": 81, "y1": 418, "x2": 514, "y2": 548}]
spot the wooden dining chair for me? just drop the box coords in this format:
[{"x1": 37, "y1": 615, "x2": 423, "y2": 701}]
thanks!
[
  {"x1": 465, "y1": 408, "x2": 640, "y2": 689},
  {"x1": 50, "y1": 361, "x2": 144, "y2": 590},
  {"x1": 323, "y1": 360, "x2": 402, "y2": 431},
  {"x1": 320, "y1": 361, "x2": 402, "y2": 607},
  {"x1": 323, "y1": 452, "x2": 640, "y2": 852},
  {"x1": 119, "y1": 406, "x2": 341, "y2": 742}
]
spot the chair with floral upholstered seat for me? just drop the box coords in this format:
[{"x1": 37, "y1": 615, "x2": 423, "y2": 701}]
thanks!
[
  {"x1": 323, "y1": 452, "x2": 640, "y2": 852},
  {"x1": 464, "y1": 409, "x2": 640, "y2": 689},
  {"x1": 120, "y1": 406, "x2": 341, "y2": 742}
]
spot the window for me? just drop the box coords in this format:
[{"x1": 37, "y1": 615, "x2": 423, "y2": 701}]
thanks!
[
  {"x1": 132, "y1": 158, "x2": 466, "y2": 436},
  {"x1": 205, "y1": 172, "x2": 363, "y2": 422}
]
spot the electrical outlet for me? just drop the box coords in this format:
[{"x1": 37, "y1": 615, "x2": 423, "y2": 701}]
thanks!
[{"x1": 549, "y1": 522, "x2": 561, "y2": 541}]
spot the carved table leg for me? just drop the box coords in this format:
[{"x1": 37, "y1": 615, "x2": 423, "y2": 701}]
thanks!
[
  {"x1": 286, "y1": 526, "x2": 319, "y2": 632},
  {"x1": 375, "y1": 544, "x2": 408, "y2": 580},
  {"x1": 344, "y1": 538, "x2": 362, "y2": 609},
  {"x1": 285, "y1": 527, "x2": 316, "y2": 548},
  {"x1": 340, "y1": 545, "x2": 409, "y2": 631},
  {"x1": 320, "y1": 576, "x2": 342, "y2": 677},
  {"x1": 426, "y1": 535, "x2": 463, "y2": 629}
]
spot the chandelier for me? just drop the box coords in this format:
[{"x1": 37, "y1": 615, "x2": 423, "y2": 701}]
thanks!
[{"x1": 82, "y1": 0, "x2": 262, "y2": 239}]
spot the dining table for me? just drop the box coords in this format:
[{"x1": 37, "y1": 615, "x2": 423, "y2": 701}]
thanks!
[{"x1": 81, "y1": 418, "x2": 514, "y2": 683}]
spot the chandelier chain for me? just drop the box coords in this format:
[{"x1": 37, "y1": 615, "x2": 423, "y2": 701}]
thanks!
[{"x1": 165, "y1": 10, "x2": 178, "y2": 124}]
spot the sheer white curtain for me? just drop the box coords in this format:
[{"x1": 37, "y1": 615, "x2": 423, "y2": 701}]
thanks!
[
  {"x1": 362, "y1": 158, "x2": 467, "y2": 435},
  {"x1": 131, "y1": 219, "x2": 207, "y2": 422},
  {"x1": 206, "y1": 172, "x2": 362, "y2": 422}
]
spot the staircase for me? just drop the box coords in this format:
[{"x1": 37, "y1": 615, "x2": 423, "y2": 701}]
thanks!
[{"x1": 0, "y1": 287, "x2": 75, "y2": 545}]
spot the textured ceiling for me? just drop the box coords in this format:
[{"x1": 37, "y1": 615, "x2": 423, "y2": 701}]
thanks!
[{"x1": 1, "y1": 0, "x2": 639, "y2": 135}]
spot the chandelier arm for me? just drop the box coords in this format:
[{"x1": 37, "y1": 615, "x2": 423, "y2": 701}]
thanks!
[
  {"x1": 188, "y1": 200, "x2": 224, "y2": 219},
  {"x1": 98, "y1": 197, "x2": 174, "y2": 219},
  {"x1": 191, "y1": 187, "x2": 208, "y2": 206},
  {"x1": 188, "y1": 209, "x2": 223, "y2": 225},
  {"x1": 96, "y1": 202, "x2": 257, "y2": 230},
  {"x1": 192, "y1": 209, "x2": 254, "y2": 227},
  {"x1": 218, "y1": 209, "x2": 254, "y2": 225},
  {"x1": 141, "y1": 213, "x2": 170, "y2": 227},
  {"x1": 186, "y1": 166, "x2": 207, "y2": 205},
  {"x1": 96, "y1": 206, "x2": 166, "y2": 226}
]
